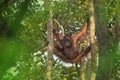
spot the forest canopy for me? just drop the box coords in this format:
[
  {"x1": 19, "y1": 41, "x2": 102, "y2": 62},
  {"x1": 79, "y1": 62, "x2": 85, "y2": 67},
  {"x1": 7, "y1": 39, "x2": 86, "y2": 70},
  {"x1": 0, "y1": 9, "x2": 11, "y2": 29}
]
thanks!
[{"x1": 0, "y1": 0, "x2": 120, "y2": 80}]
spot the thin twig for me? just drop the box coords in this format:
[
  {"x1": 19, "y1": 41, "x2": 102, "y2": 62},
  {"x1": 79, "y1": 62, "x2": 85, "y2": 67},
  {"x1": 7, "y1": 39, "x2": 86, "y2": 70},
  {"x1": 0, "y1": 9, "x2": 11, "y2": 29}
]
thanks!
[{"x1": 53, "y1": 19, "x2": 65, "y2": 36}]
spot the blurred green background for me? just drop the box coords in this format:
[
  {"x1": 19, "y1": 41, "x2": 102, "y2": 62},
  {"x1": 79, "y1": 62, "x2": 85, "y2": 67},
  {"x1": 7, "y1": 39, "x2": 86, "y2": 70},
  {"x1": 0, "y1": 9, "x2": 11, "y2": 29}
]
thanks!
[{"x1": 0, "y1": 0, "x2": 120, "y2": 80}]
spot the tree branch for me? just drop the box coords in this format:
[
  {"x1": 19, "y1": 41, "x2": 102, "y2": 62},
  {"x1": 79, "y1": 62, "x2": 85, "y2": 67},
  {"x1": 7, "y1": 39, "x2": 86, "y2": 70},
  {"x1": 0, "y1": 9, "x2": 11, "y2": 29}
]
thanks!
[{"x1": 53, "y1": 19, "x2": 65, "y2": 36}]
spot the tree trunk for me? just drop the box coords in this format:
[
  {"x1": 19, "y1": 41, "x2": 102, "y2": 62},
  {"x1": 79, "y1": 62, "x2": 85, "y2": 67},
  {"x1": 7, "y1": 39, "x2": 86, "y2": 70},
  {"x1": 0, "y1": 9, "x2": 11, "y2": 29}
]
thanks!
[
  {"x1": 46, "y1": 11, "x2": 53, "y2": 80},
  {"x1": 86, "y1": 0, "x2": 97, "y2": 80},
  {"x1": 86, "y1": 52, "x2": 92, "y2": 80},
  {"x1": 80, "y1": 59, "x2": 85, "y2": 80},
  {"x1": 45, "y1": 0, "x2": 53, "y2": 80},
  {"x1": 89, "y1": 0, "x2": 97, "y2": 80}
]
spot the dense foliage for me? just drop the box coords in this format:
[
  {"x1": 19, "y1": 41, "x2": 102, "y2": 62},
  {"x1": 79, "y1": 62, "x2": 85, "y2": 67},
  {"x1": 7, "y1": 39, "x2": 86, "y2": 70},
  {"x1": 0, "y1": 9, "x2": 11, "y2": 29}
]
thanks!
[{"x1": 0, "y1": 0, "x2": 120, "y2": 80}]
